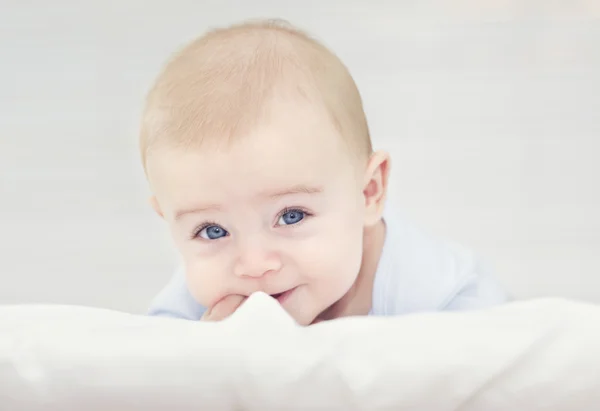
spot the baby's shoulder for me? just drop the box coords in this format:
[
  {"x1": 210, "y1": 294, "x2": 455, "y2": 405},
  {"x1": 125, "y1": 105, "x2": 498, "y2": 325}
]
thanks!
[{"x1": 373, "y1": 209, "x2": 498, "y2": 315}]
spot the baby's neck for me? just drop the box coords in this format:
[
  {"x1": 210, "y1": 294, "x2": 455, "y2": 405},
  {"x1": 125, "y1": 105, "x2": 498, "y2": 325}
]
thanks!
[{"x1": 315, "y1": 218, "x2": 387, "y2": 322}]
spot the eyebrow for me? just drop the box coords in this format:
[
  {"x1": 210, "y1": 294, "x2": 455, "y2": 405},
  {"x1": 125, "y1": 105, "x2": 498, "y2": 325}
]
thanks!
[
  {"x1": 262, "y1": 184, "x2": 324, "y2": 199},
  {"x1": 174, "y1": 204, "x2": 221, "y2": 221},
  {"x1": 173, "y1": 185, "x2": 323, "y2": 221}
]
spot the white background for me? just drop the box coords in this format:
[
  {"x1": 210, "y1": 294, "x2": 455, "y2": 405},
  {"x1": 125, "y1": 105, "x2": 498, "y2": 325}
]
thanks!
[{"x1": 1, "y1": 0, "x2": 598, "y2": 314}]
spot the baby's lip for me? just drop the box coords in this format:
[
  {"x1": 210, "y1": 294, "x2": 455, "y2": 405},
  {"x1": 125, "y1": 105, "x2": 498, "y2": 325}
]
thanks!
[
  {"x1": 218, "y1": 287, "x2": 297, "y2": 303},
  {"x1": 269, "y1": 286, "x2": 298, "y2": 303},
  {"x1": 268, "y1": 286, "x2": 296, "y2": 298}
]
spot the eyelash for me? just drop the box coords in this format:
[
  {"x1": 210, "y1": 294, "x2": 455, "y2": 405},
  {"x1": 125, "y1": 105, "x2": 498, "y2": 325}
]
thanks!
[
  {"x1": 278, "y1": 207, "x2": 312, "y2": 224},
  {"x1": 189, "y1": 207, "x2": 313, "y2": 240},
  {"x1": 190, "y1": 220, "x2": 220, "y2": 240}
]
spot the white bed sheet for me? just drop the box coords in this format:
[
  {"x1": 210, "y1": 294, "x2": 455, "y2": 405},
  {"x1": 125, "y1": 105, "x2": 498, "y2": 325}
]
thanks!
[{"x1": 1, "y1": 292, "x2": 599, "y2": 410}]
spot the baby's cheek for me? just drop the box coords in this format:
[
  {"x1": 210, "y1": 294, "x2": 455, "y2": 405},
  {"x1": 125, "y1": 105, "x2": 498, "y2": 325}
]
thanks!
[
  {"x1": 184, "y1": 259, "x2": 223, "y2": 307},
  {"x1": 300, "y1": 228, "x2": 362, "y2": 292},
  {"x1": 331, "y1": 236, "x2": 363, "y2": 289},
  {"x1": 332, "y1": 226, "x2": 364, "y2": 290}
]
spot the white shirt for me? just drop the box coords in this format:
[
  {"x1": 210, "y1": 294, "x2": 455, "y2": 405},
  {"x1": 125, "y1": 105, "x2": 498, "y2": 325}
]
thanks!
[{"x1": 147, "y1": 209, "x2": 508, "y2": 319}]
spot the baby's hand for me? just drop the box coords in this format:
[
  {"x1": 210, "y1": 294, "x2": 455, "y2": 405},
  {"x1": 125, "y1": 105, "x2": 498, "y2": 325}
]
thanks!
[{"x1": 200, "y1": 294, "x2": 246, "y2": 322}]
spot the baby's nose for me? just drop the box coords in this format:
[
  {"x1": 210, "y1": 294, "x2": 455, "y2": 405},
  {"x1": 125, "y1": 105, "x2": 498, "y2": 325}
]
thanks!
[{"x1": 233, "y1": 246, "x2": 282, "y2": 278}]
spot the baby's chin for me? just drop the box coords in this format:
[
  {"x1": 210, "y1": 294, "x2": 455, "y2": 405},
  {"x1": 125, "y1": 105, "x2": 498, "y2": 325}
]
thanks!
[
  {"x1": 288, "y1": 311, "x2": 319, "y2": 327},
  {"x1": 271, "y1": 286, "x2": 322, "y2": 326}
]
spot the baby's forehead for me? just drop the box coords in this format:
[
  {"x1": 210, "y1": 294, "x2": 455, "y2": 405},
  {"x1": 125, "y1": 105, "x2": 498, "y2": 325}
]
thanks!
[
  {"x1": 146, "y1": 117, "x2": 356, "y2": 196},
  {"x1": 157, "y1": 91, "x2": 345, "y2": 152},
  {"x1": 148, "y1": 148, "x2": 349, "y2": 214}
]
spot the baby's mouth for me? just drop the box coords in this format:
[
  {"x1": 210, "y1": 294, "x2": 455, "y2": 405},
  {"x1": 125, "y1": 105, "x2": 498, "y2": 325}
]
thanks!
[{"x1": 269, "y1": 287, "x2": 296, "y2": 303}]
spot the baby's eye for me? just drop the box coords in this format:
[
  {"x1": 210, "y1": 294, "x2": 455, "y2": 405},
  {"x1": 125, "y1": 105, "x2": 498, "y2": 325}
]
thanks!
[
  {"x1": 278, "y1": 209, "x2": 305, "y2": 226},
  {"x1": 198, "y1": 225, "x2": 228, "y2": 240}
]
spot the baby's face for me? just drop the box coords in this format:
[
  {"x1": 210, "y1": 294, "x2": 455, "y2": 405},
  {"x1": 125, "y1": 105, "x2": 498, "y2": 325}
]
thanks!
[{"x1": 147, "y1": 99, "x2": 367, "y2": 325}]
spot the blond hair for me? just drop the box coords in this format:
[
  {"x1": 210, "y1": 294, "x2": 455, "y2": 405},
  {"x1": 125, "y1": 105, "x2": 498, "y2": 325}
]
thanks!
[{"x1": 139, "y1": 19, "x2": 372, "y2": 169}]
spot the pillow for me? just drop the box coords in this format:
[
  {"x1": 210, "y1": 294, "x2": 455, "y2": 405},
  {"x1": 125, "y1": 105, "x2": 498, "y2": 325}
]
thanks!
[{"x1": 1, "y1": 292, "x2": 598, "y2": 410}]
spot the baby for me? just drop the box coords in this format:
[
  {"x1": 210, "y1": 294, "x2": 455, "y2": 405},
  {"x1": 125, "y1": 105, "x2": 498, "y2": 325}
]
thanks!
[{"x1": 141, "y1": 19, "x2": 507, "y2": 325}]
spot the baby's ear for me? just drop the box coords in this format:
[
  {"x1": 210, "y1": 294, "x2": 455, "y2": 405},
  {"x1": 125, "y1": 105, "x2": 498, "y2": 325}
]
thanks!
[
  {"x1": 362, "y1": 151, "x2": 391, "y2": 226},
  {"x1": 149, "y1": 196, "x2": 164, "y2": 218}
]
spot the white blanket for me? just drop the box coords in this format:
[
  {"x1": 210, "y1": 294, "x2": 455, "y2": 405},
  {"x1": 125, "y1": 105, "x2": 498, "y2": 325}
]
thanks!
[{"x1": 1, "y1": 292, "x2": 599, "y2": 410}]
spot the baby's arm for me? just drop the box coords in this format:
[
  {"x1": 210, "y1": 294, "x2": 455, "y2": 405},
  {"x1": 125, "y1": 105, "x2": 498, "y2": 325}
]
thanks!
[
  {"x1": 147, "y1": 266, "x2": 207, "y2": 320},
  {"x1": 441, "y1": 258, "x2": 509, "y2": 311}
]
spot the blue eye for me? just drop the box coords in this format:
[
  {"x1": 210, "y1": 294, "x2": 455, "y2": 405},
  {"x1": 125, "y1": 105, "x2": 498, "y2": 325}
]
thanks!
[
  {"x1": 278, "y1": 209, "x2": 305, "y2": 226},
  {"x1": 198, "y1": 225, "x2": 228, "y2": 240}
]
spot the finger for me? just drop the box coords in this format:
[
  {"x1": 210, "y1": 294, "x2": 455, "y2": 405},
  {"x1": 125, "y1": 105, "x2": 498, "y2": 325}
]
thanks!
[
  {"x1": 205, "y1": 294, "x2": 246, "y2": 321},
  {"x1": 201, "y1": 294, "x2": 246, "y2": 322}
]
